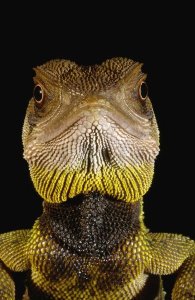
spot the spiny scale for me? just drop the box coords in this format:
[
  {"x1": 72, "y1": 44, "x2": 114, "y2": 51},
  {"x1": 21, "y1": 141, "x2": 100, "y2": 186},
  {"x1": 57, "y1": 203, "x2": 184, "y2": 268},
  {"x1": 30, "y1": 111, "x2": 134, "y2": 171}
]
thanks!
[{"x1": 36, "y1": 57, "x2": 138, "y2": 92}]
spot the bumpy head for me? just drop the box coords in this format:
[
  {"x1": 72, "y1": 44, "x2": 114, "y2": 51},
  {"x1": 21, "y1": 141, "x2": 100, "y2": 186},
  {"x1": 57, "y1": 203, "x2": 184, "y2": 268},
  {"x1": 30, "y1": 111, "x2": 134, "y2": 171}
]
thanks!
[{"x1": 22, "y1": 58, "x2": 159, "y2": 203}]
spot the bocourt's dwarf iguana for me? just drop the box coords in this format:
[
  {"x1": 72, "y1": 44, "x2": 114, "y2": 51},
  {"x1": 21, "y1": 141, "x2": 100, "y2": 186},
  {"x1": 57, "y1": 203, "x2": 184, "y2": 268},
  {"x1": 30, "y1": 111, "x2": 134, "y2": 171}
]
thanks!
[{"x1": 0, "y1": 57, "x2": 194, "y2": 299}]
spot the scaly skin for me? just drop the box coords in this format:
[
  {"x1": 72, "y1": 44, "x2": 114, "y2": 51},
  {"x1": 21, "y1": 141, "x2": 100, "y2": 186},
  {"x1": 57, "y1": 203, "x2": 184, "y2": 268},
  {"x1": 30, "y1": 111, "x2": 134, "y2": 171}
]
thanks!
[{"x1": 0, "y1": 58, "x2": 194, "y2": 299}]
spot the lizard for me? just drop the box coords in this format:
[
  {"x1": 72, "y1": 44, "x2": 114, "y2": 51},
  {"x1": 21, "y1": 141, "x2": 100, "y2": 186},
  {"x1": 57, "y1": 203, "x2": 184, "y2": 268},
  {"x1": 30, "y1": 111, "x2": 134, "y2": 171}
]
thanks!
[{"x1": 0, "y1": 57, "x2": 194, "y2": 300}]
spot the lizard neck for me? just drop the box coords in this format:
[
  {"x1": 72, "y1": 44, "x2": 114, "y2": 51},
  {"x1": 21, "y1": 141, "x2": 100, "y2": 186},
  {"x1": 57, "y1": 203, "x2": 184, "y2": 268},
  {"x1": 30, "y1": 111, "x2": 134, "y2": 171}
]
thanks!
[{"x1": 39, "y1": 193, "x2": 145, "y2": 258}]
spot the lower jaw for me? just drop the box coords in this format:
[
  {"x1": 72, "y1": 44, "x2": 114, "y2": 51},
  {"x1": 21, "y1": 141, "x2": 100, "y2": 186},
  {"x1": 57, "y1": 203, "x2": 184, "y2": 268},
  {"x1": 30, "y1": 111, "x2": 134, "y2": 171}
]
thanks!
[{"x1": 30, "y1": 162, "x2": 154, "y2": 203}]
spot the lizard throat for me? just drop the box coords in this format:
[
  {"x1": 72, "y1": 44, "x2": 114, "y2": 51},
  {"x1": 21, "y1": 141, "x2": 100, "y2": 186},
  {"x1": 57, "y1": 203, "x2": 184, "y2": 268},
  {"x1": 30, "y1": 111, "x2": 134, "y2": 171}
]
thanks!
[{"x1": 24, "y1": 122, "x2": 158, "y2": 203}]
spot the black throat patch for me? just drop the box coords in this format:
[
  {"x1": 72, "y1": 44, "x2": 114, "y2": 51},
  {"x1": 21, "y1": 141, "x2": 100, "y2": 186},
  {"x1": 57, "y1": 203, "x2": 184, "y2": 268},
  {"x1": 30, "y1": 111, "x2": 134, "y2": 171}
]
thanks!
[{"x1": 40, "y1": 193, "x2": 141, "y2": 259}]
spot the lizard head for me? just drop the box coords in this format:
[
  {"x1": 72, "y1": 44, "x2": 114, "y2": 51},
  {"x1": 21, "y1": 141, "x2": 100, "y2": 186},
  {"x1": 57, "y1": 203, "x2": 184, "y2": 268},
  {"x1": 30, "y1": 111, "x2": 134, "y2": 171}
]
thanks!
[{"x1": 22, "y1": 58, "x2": 159, "y2": 203}]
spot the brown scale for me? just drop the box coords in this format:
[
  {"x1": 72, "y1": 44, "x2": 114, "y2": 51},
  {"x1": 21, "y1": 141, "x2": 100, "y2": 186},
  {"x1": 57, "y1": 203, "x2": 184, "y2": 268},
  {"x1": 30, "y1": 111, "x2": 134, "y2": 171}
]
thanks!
[{"x1": 37, "y1": 57, "x2": 137, "y2": 93}]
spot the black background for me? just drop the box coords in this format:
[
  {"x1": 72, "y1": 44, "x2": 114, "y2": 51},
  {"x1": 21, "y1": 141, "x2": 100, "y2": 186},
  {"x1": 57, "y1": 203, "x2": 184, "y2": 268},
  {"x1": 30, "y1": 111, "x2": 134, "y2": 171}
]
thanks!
[{"x1": 1, "y1": 3, "x2": 194, "y2": 299}]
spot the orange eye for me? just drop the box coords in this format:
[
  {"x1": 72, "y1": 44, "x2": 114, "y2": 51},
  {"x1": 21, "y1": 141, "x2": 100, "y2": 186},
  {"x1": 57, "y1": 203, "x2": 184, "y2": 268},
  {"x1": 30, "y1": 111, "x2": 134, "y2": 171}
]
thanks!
[
  {"x1": 139, "y1": 82, "x2": 148, "y2": 100},
  {"x1": 33, "y1": 85, "x2": 44, "y2": 107}
]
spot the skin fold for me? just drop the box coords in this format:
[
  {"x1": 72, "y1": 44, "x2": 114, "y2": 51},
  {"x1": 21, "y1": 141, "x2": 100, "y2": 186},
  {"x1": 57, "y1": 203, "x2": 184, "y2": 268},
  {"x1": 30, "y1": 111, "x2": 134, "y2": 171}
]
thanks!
[{"x1": 0, "y1": 58, "x2": 194, "y2": 299}]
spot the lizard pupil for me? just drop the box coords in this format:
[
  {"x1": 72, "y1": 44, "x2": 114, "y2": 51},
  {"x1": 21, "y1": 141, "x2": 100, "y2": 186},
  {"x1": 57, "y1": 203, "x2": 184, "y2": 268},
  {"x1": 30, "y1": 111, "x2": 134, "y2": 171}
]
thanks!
[
  {"x1": 139, "y1": 82, "x2": 148, "y2": 100},
  {"x1": 33, "y1": 85, "x2": 43, "y2": 102}
]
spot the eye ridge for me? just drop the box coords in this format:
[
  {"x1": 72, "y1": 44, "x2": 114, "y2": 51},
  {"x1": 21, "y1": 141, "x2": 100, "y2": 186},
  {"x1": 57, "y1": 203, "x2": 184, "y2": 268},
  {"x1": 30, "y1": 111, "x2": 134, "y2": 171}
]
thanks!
[
  {"x1": 139, "y1": 81, "x2": 148, "y2": 100},
  {"x1": 33, "y1": 84, "x2": 44, "y2": 107}
]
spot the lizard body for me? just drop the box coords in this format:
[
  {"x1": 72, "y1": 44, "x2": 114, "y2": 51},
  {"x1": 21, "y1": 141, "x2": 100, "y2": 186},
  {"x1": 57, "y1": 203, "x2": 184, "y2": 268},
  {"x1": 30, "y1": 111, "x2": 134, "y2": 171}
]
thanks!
[{"x1": 0, "y1": 58, "x2": 194, "y2": 299}]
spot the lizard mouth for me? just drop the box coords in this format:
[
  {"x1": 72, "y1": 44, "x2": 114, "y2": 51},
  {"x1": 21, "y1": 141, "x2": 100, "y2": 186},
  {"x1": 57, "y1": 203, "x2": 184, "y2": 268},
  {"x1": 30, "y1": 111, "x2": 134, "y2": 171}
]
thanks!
[
  {"x1": 24, "y1": 101, "x2": 159, "y2": 203},
  {"x1": 24, "y1": 99, "x2": 158, "y2": 171}
]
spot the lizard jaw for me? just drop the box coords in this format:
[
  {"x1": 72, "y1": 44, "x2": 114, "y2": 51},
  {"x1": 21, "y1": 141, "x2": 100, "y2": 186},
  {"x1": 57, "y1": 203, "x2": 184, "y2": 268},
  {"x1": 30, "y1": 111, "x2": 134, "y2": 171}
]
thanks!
[{"x1": 23, "y1": 107, "x2": 158, "y2": 203}]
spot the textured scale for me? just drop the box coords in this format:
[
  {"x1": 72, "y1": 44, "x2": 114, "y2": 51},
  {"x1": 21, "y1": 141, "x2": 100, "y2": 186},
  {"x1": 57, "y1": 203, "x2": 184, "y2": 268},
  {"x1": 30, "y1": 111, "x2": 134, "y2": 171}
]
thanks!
[
  {"x1": 0, "y1": 57, "x2": 194, "y2": 299},
  {"x1": 37, "y1": 58, "x2": 137, "y2": 92}
]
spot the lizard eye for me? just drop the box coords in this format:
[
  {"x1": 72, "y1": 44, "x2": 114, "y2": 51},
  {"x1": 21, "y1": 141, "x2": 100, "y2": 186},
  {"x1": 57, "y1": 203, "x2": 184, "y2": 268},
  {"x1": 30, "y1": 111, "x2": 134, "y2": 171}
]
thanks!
[
  {"x1": 33, "y1": 85, "x2": 44, "y2": 107},
  {"x1": 139, "y1": 82, "x2": 148, "y2": 100}
]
